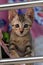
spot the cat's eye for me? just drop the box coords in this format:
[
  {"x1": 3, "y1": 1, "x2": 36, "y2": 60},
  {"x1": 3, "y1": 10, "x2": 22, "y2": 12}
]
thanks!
[
  {"x1": 15, "y1": 24, "x2": 19, "y2": 28},
  {"x1": 24, "y1": 24, "x2": 28, "y2": 28}
]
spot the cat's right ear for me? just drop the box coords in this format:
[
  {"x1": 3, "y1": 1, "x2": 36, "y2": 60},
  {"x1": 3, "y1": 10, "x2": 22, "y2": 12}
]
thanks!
[
  {"x1": 8, "y1": 9, "x2": 17, "y2": 22},
  {"x1": 25, "y1": 8, "x2": 34, "y2": 22}
]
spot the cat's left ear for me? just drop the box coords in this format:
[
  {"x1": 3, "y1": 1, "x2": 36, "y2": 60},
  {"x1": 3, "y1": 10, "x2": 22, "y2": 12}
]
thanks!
[
  {"x1": 8, "y1": 9, "x2": 18, "y2": 22},
  {"x1": 25, "y1": 8, "x2": 34, "y2": 21}
]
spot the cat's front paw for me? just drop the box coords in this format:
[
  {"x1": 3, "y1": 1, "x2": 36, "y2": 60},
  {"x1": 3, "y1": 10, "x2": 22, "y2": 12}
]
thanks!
[
  {"x1": 25, "y1": 46, "x2": 32, "y2": 56},
  {"x1": 9, "y1": 50, "x2": 19, "y2": 58}
]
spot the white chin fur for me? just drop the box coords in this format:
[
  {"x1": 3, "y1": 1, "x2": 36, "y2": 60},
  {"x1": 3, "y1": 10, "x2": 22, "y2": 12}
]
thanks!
[{"x1": 16, "y1": 34, "x2": 25, "y2": 37}]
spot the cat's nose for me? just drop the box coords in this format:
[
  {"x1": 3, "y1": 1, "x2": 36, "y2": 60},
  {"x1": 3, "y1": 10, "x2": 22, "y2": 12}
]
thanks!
[
  {"x1": 20, "y1": 30, "x2": 23, "y2": 34},
  {"x1": 20, "y1": 28, "x2": 23, "y2": 34}
]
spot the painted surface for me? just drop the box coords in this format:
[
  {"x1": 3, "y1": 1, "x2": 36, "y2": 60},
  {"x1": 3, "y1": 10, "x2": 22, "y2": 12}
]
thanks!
[{"x1": 0, "y1": 0, "x2": 8, "y2": 31}]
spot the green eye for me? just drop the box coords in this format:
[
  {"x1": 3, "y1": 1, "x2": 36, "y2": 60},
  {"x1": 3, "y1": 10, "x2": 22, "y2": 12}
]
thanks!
[
  {"x1": 15, "y1": 24, "x2": 19, "y2": 28},
  {"x1": 24, "y1": 24, "x2": 28, "y2": 28}
]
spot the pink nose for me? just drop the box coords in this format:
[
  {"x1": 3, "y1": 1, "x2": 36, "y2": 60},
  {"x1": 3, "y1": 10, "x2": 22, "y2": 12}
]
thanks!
[
  {"x1": 38, "y1": 13, "x2": 43, "y2": 17},
  {"x1": 20, "y1": 31, "x2": 23, "y2": 34},
  {"x1": 20, "y1": 28, "x2": 23, "y2": 34}
]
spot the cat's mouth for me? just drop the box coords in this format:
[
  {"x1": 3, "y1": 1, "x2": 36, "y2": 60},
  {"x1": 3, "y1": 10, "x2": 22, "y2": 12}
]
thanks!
[
  {"x1": 17, "y1": 32, "x2": 27, "y2": 37},
  {"x1": 16, "y1": 32, "x2": 25, "y2": 37},
  {"x1": 15, "y1": 29, "x2": 29, "y2": 37}
]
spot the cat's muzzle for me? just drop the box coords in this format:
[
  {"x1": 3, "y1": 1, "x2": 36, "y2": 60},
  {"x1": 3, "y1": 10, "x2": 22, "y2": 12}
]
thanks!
[{"x1": 20, "y1": 30, "x2": 23, "y2": 34}]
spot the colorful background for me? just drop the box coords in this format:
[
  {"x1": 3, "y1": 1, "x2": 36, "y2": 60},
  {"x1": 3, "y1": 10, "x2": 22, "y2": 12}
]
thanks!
[
  {"x1": 0, "y1": 0, "x2": 43, "y2": 38},
  {"x1": 0, "y1": 0, "x2": 43, "y2": 61}
]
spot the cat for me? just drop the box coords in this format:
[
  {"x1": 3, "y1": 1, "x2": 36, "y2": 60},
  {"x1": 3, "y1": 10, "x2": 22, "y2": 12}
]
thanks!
[{"x1": 8, "y1": 8, "x2": 34, "y2": 65}]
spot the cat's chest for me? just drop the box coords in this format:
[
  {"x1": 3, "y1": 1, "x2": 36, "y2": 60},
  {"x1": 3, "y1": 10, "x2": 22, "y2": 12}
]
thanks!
[
  {"x1": 10, "y1": 33, "x2": 32, "y2": 57},
  {"x1": 10, "y1": 33, "x2": 32, "y2": 48}
]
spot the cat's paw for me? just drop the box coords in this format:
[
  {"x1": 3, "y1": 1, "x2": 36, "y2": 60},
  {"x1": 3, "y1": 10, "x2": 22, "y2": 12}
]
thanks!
[{"x1": 9, "y1": 50, "x2": 19, "y2": 58}]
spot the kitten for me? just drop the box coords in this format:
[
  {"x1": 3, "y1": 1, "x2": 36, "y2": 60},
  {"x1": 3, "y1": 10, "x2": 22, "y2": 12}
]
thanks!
[{"x1": 8, "y1": 8, "x2": 34, "y2": 65}]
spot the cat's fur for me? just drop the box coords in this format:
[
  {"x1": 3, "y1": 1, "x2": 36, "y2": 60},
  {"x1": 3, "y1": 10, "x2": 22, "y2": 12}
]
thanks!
[{"x1": 8, "y1": 8, "x2": 34, "y2": 65}]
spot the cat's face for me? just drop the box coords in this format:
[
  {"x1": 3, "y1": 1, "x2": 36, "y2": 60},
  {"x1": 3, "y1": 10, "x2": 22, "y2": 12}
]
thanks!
[{"x1": 8, "y1": 8, "x2": 34, "y2": 36}]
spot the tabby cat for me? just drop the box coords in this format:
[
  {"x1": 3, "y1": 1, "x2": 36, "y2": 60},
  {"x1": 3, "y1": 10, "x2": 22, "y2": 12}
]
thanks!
[{"x1": 8, "y1": 8, "x2": 34, "y2": 65}]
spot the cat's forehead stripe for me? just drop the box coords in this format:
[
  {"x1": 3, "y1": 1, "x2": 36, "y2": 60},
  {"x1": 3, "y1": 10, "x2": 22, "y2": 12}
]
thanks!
[
  {"x1": 11, "y1": 14, "x2": 32, "y2": 25},
  {"x1": 18, "y1": 14, "x2": 25, "y2": 22}
]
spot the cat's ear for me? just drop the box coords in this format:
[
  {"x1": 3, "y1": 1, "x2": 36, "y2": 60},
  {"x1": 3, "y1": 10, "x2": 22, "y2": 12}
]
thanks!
[
  {"x1": 25, "y1": 8, "x2": 34, "y2": 21},
  {"x1": 8, "y1": 9, "x2": 18, "y2": 22}
]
